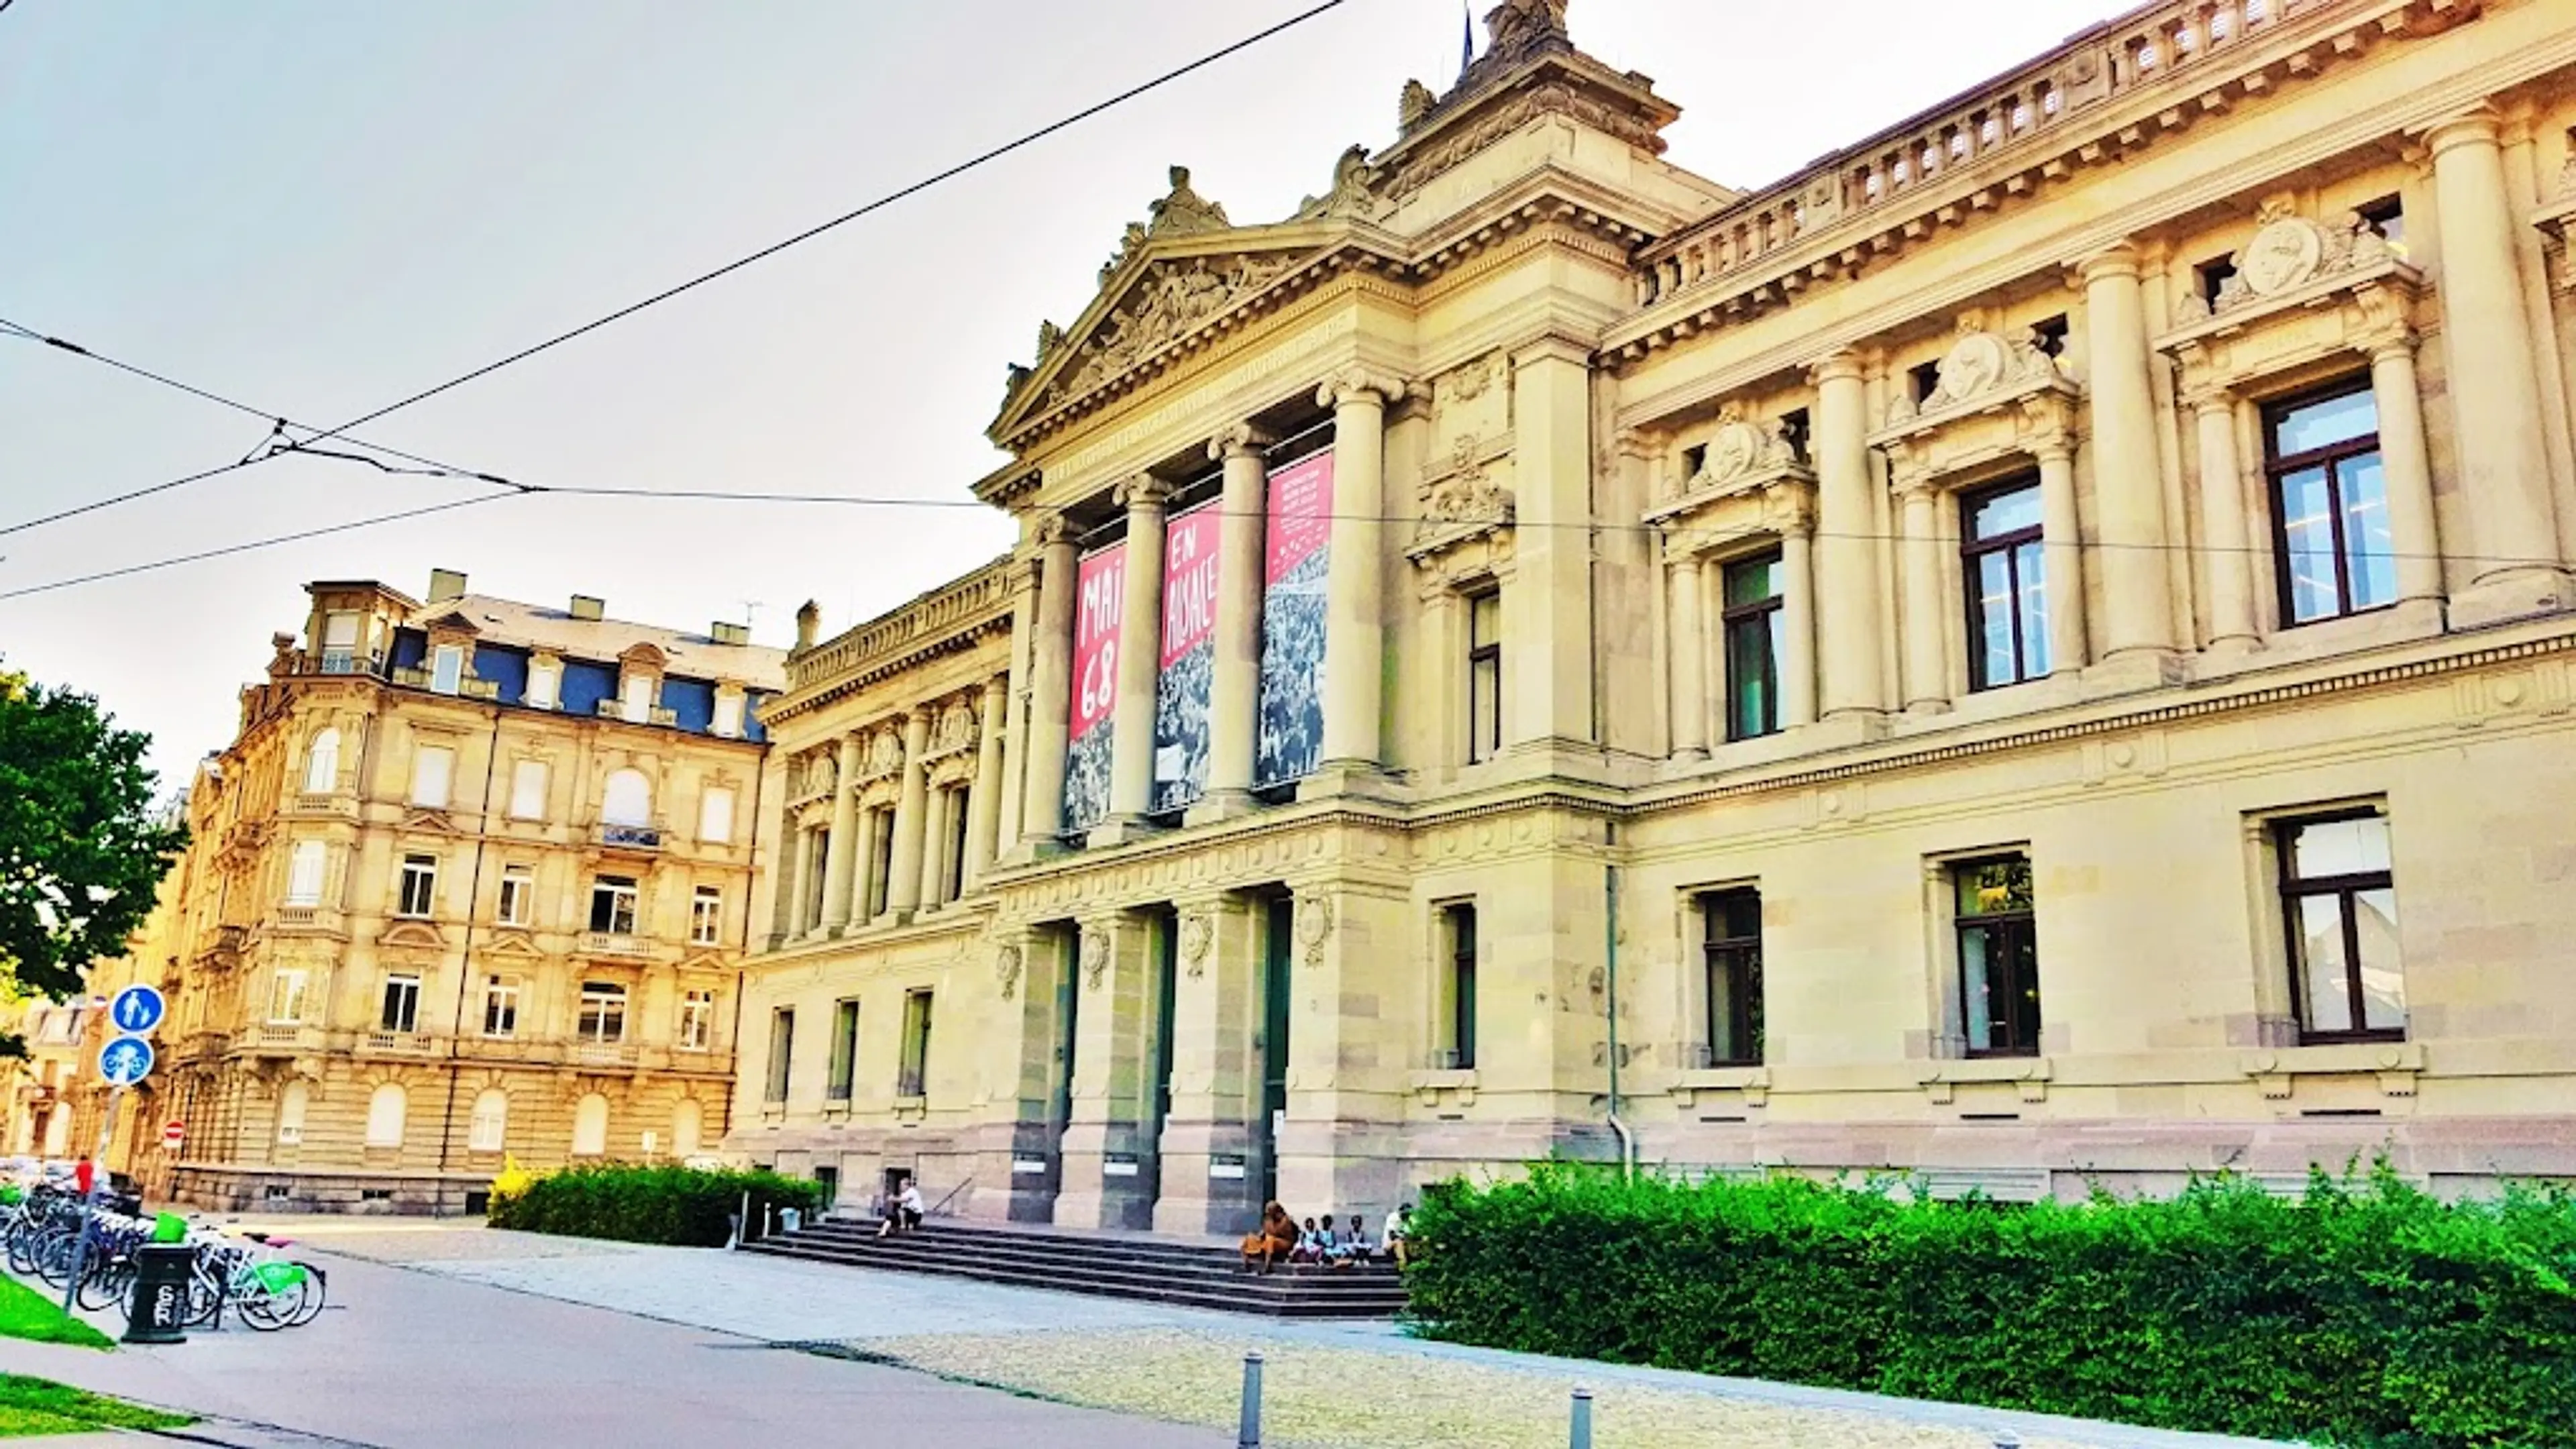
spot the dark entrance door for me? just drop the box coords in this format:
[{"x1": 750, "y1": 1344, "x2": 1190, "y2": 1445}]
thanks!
[{"x1": 1257, "y1": 894, "x2": 1293, "y2": 1208}]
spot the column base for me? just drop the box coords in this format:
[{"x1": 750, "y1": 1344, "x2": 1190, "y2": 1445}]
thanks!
[
  {"x1": 998, "y1": 836, "x2": 1069, "y2": 869},
  {"x1": 1903, "y1": 698, "x2": 1953, "y2": 718},
  {"x1": 1085, "y1": 815, "x2": 1163, "y2": 848},
  {"x1": 2451, "y1": 569, "x2": 2573, "y2": 630},
  {"x1": 1182, "y1": 790, "x2": 1260, "y2": 828},
  {"x1": 2203, "y1": 635, "x2": 2262, "y2": 660},
  {"x1": 1793, "y1": 712, "x2": 1890, "y2": 749},
  {"x1": 1667, "y1": 746, "x2": 1710, "y2": 765},
  {"x1": 1303, "y1": 760, "x2": 1397, "y2": 801},
  {"x1": 1152, "y1": 1120, "x2": 1265, "y2": 1238},
  {"x1": 2080, "y1": 649, "x2": 2186, "y2": 701}
]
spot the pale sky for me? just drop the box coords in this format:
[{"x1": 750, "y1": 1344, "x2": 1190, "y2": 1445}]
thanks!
[{"x1": 0, "y1": 0, "x2": 2133, "y2": 785}]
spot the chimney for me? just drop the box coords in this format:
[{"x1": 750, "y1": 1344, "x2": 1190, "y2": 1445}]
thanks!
[
  {"x1": 568, "y1": 595, "x2": 605, "y2": 622},
  {"x1": 710, "y1": 621, "x2": 751, "y2": 647},
  {"x1": 427, "y1": 568, "x2": 468, "y2": 604}
]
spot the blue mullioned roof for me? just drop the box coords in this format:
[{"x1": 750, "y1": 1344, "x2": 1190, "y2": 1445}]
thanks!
[
  {"x1": 661, "y1": 676, "x2": 716, "y2": 734},
  {"x1": 559, "y1": 659, "x2": 619, "y2": 720},
  {"x1": 389, "y1": 629, "x2": 427, "y2": 672},
  {"x1": 473, "y1": 643, "x2": 531, "y2": 706}
]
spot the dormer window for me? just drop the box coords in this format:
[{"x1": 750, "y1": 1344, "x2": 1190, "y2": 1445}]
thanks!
[
  {"x1": 621, "y1": 673, "x2": 653, "y2": 724},
  {"x1": 527, "y1": 659, "x2": 561, "y2": 710},
  {"x1": 431, "y1": 643, "x2": 465, "y2": 696},
  {"x1": 713, "y1": 692, "x2": 746, "y2": 739},
  {"x1": 319, "y1": 612, "x2": 361, "y2": 674}
]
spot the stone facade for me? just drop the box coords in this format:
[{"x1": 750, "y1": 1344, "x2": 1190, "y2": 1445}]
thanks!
[
  {"x1": 147, "y1": 574, "x2": 780, "y2": 1213},
  {"x1": 735, "y1": 0, "x2": 2576, "y2": 1229}
]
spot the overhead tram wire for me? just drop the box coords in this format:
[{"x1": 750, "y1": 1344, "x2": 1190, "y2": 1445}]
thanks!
[{"x1": 0, "y1": 494, "x2": 515, "y2": 602}]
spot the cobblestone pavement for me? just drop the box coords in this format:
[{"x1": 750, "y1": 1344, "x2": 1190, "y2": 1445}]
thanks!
[{"x1": 295, "y1": 1220, "x2": 2289, "y2": 1449}]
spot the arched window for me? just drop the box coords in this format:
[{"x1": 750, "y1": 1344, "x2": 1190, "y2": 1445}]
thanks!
[
  {"x1": 365, "y1": 1082, "x2": 407, "y2": 1148},
  {"x1": 468, "y1": 1088, "x2": 508, "y2": 1153},
  {"x1": 571, "y1": 1093, "x2": 610, "y2": 1157},
  {"x1": 672, "y1": 1097, "x2": 704, "y2": 1158},
  {"x1": 277, "y1": 1081, "x2": 311, "y2": 1146},
  {"x1": 602, "y1": 769, "x2": 651, "y2": 828},
  {"x1": 303, "y1": 727, "x2": 340, "y2": 794}
]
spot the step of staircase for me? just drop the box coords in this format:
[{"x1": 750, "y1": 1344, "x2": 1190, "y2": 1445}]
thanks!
[{"x1": 741, "y1": 1217, "x2": 1408, "y2": 1320}]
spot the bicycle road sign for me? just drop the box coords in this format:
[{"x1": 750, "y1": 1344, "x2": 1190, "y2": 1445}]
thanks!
[
  {"x1": 98, "y1": 1035, "x2": 154, "y2": 1087},
  {"x1": 109, "y1": 984, "x2": 166, "y2": 1035}
]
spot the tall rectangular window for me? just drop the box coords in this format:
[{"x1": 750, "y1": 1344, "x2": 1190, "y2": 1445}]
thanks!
[
  {"x1": 714, "y1": 692, "x2": 747, "y2": 739},
  {"x1": 481, "y1": 975, "x2": 521, "y2": 1038},
  {"x1": 1439, "y1": 904, "x2": 1477, "y2": 1070},
  {"x1": 867, "y1": 809, "x2": 896, "y2": 919},
  {"x1": 1721, "y1": 552, "x2": 1784, "y2": 741},
  {"x1": 939, "y1": 786, "x2": 971, "y2": 905},
  {"x1": 621, "y1": 673, "x2": 653, "y2": 724},
  {"x1": 268, "y1": 967, "x2": 309, "y2": 1024},
  {"x1": 589, "y1": 875, "x2": 639, "y2": 935},
  {"x1": 1466, "y1": 589, "x2": 1503, "y2": 763},
  {"x1": 398, "y1": 853, "x2": 438, "y2": 918},
  {"x1": 1964, "y1": 479, "x2": 2049, "y2": 690},
  {"x1": 698, "y1": 786, "x2": 736, "y2": 846},
  {"x1": 2276, "y1": 810, "x2": 2404, "y2": 1041},
  {"x1": 526, "y1": 659, "x2": 561, "y2": 710},
  {"x1": 410, "y1": 745, "x2": 455, "y2": 809},
  {"x1": 431, "y1": 643, "x2": 465, "y2": 695},
  {"x1": 898, "y1": 989, "x2": 934, "y2": 1097},
  {"x1": 1701, "y1": 889, "x2": 1764, "y2": 1066},
  {"x1": 1953, "y1": 855, "x2": 2040, "y2": 1057},
  {"x1": 578, "y1": 983, "x2": 628, "y2": 1044},
  {"x1": 690, "y1": 885, "x2": 722, "y2": 945},
  {"x1": 826, "y1": 998, "x2": 860, "y2": 1103},
  {"x1": 379, "y1": 974, "x2": 421, "y2": 1034},
  {"x1": 497, "y1": 865, "x2": 534, "y2": 927},
  {"x1": 678, "y1": 989, "x2": 714, "y2": 1051},
  {"x1": 2265, "y1": 382, "x2": 2392, "y2": 625},
  {"x1": 319, "y1": 612, "x2": 361, "y2": 674},
  {"x1": 765, "y1": 1008, "x2": 795, "y2": 1104},
  {"x1": 286, "y1": 840, "x2": 327, "y2": 906},
  {"x1": 509, "y1": 759, "x2": 548, "y2": 820}
]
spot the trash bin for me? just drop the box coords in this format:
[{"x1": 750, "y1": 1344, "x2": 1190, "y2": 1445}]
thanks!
[
  {"x1": 122, "y1": 1244, "x2": 194, "y2": 1345},
  {"x1": 778, "y1": 1207, "x2": 803, "y2": 1234}
]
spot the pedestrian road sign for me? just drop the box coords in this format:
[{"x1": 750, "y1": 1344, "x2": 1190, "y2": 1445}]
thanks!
[
  {"x1": 98, "y1": 1035, "x2": 154, "y2": 1087},
  {"x1": 109, "y1": 984, "x2": 166, "y2": 1036}
]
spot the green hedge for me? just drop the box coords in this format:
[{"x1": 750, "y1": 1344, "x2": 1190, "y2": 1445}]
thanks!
[
  {"x1": 487, "y1": 1164, "x2": 823, "y2": 1248},
  {"x1": 1405, "y1": 1165, "x2": 2576, "y2": 1448}
]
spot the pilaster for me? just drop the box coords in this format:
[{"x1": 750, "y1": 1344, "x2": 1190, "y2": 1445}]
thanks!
[
  {"x1": 1504, "y1": 339, "x2": 1596, "y2": 755},
  {"x1": 1810, "y1": 350, "x2": 1885, "y2": 718},
  {"x1": 1150, "y1": 892, "x2": 1266, "y2": 1236},
  {"x1": 1318, "y1": 369, "x2": 1401, "y2": 776},
  {"x1": 1053, "y1": 912, "x2": 1161, "y2": 1230},
  {"x1": 2078, "y1": 241, "x2": 2181, "y2": 660}
]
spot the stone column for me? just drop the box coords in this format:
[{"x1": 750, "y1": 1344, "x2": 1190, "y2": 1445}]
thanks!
[
  {"x1": 886, "y1": 710, "x2": 931, "y2": 919},
  {"x1": 2080, "y1": 242, "x2": 2181, "y2": 659},
  {"x1": 1016, "y1": 521, "x2": 1078, "y2": 851},
  {"x1": 786, "y1": 820, "x2": 816, "y2": 937},
  {"x1": 1664, "y1": 545, "x2": 1709, "y2": 760},
  {"x1": 1055, "y1": 913, "x2": 1159, "y2": 1231},
  {"x1": 818, "y1": 736, "x2": 860, "y2": 932},
  {"x1": 963, "y1": 676, "x2": 1007, "y2": 894},
  {"x1": 1319, "y1": 370, "x2": 1399, "y2": 772},
  {"x1": 995, "y1": 559, "x2": 1037, "y2": 852},
  {"x1": 920, "y1": 784, "x2": 954, "y2": 908},
  {"x1": 2187, "y1": 389, "x2": 2261, "y2": 651},
  {"x1": 1780, "y1": 510, "x2": 1820, "y2": 728},
  {"x1": 1507, "y1": 342, "x2": 1597, "y2": 751},
  {"x1": 2367, "y1": 333, "x2": 2445, "y2": 607},
  {"x1": 1151, "y1": 893, "x2": 1265, "y2": 1236},
  {"x1": 1811, "y1": 351, "x2": 1885, "y2": 716},
  {"x1": 1898, "y1": 482, "x2": 1951, "y2": 712},
  {"x1": 2426, "y1": 105, "x2": 2568, "y2": 621},
  {"x1": 1196, "y1": 425, "x2": 1273, "y2": 820},
  {"x1": 2033, "y1": 438, "x2": 2090, "y2": 674},
  {"x1": 1098, "y1": 476, "x2": 1171, "y2": 839}
]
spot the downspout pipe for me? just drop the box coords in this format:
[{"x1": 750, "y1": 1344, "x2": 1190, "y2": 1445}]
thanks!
[{"x1": 1603, "y1": 826, "x2": 1635, "y2": 1182}]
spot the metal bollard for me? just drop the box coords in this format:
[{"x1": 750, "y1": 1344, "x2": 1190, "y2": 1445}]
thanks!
[
  {"x1": 1236, "y1": 1351, "x2": 1265, "y2": 1448},
  {"x1": 1570, "y1": 1385, "x2": 1593, "y2": 1449}
]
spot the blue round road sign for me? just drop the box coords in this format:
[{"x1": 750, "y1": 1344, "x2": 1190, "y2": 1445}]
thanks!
[
  {"x1": 98, "y1": 1035, "x2": 154, "y2": 1087},
  {"x1": 109, "y1": 985, "x2": 166, "y2": 1036}
]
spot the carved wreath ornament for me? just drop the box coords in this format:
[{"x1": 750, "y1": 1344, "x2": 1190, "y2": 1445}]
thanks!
[
  {"x1": 994, "y1": 943, "x2": 1023, "y2": 1002},
  {"x1": 1080, "y1": 928, "x2": 1111, "y2": 990},
  {"x1": 1179, "y1": 911, "x2": 1214, "y2": 979}
]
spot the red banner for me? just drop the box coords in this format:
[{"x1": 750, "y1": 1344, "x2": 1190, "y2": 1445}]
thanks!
[
  {"x1": 1257, "y1": 449, "x2": 1334, "y2": 788},
  {"x1": 1063, "y1": 542, "x2": 1125, "y2": 828},
  {"x1": 1161, "y1": 502, "x2": 1222, "y2": 667},
  {"x1": 1264, "y1": 451, "x2": 1334, "y2": 585}
]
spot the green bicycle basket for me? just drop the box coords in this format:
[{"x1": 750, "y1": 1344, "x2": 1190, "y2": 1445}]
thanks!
[
  {"x1": 251, "y1": 1261, "x2": 309, "y2": 1294},
  {"x1": 0, "y1": 1185, "x2": 21, "y2": 1207},
  {"x1": 151, "y1": 1212, "x2": 188, "y2": 1244}
]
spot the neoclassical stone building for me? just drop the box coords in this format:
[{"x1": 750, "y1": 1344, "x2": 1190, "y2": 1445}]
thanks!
[
  {"x1": 154, "y1": 572, "x2": 780, "y2": 1211},
  {"x1": 737, "y1": 0, "x2": 2576, "y2": 1229}
]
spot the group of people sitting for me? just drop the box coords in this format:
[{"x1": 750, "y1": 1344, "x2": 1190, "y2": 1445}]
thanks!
[{"x1": 1239, "y1": 1200, "x2": 1413, "y2": 1273}]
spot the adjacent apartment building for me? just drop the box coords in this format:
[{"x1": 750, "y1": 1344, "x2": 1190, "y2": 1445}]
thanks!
[
  {"x1": 154, "y1": 572, "x2": 780, "y2": 1212},
  {"x1": 733, "y1": 0, "x2": 2576, "y2": 1230}
]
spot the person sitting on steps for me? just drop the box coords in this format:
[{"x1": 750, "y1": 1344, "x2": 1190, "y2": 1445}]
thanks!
[
  {"x1": 877, "y1": 1175, "x2": 926, "y2": 1237},
  {"x1": 1334, "y1": 1214, "x2": 1375, "y2": 1269},
  {"x1": 1239, "y1": 1200, "x2": 1298, "y2": 1274},
  {"x1": 1385, "y1": 1203, "x2": 1414, "y2": 1268},
  {"x1": 1290, "y1": 1216, "x2": 1325, "y2": 1265}
]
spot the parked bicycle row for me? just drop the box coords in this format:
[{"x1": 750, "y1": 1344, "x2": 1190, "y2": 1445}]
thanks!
[{"x1": 1, "y1": 1184, "x2": 327, "y2": 1332}]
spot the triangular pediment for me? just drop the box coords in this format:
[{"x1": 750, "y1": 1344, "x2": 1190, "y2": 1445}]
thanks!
[
  {"x1": 482, "y1": 930, "x2": 545, "y2": 961},
  {"x1": 676, "y1": 949, "x2": 732, "y2": 974}
]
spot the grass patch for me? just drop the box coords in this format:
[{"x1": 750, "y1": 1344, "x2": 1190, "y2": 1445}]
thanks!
[
  {"x1": 0, "y1": 1278, "x2": 109, "y2": 1352},
  {"x1": 0, "y1": 1374, "x2": 193, "y2": 1437}
]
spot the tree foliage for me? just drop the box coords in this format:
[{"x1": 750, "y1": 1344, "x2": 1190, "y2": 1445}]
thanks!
[
  {"x1": 0, "y1": 669, "x2": 186, "y2": 1000},
  {"x1": 488, "y1": 1163, "x2": 823, "y2": 1246},
  {"x1": 1406, "y1": 1163, "x2": 2576, "y2": 1449}
]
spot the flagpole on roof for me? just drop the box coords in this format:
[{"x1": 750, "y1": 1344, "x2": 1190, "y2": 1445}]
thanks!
[{"x1": 1458, "y1": 0, "x2": 1474, "y2": 80}]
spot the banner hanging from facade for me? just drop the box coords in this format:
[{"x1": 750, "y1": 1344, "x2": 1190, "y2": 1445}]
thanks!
[
  {"x1": 1256, "y1": 449, "x2": 1334, "y2": 788},
  {"x1": 1063, "y1": 541, "x2": 1124, "y2": 831},
  {"x1": 1151, "y1": 500, "x2": 1222, "y2": 812}
]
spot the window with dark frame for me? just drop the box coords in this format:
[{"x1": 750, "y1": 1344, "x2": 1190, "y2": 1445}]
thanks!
[
  {"x1": 589, "y1": 875, "x2": 639, "y2": 935},
  {"x1": 2275, "y1": 811, "x2": 2405, "y2": 1042},
  {"x1": 868, "y1": 808, "x2": 896, "y2": 918},
  {"x1": 1466, "y1": 590, "x2": 1503, "y2": 763},
  {"x1": 690, "y1": 885, "x2": 722, "y2": 945},
  {"x1": 765, "y1": 1008, "x2": 794, "y2": 1104},
  {"x1": 578, "y1": 982, "x2": 627, "y2": 1044},
  {"x1": 497, "y1": 865, "x2": 533, "y2": 927},
  {"x1": 826, "y1": 999, "x2": 859, "y2": 1102},
  {"x1": 1721, "y1": 551, "x2": 1785, "y2": 741},
  {"x1": 1439, "y1": 904, "x2": 1478, "y2": 1070},
  {"x1": 678, "y1": 988, "x2": 714, "y2": 1051},
  {"x1": 897, "y1": 989, "x2": 934, "y2": 1097},
  {"x1": 482, "y1": 975, "x2": 520, "y2": 1038},
  {"x1": 398, "y1": 854, "x2": 437, "y2": 918},
  {"x1": 1953, "y1": 856, "x2": 2041, "y2": 1057},
  {"x1": 1962, "y1": 478, "x2": 2050, "y2": 690},
  {"x1": 1700, "y1": 889, "x2": 1764, "y2": 1067},
  {"x1": 379, "y1": 974, "x2": 421, "y2": 1034},
  {"x1": 2264, "y1": 380, "x2": 2393, "y2": 626},
  {"x1": 943, "y1": 786, "x2": 972, "y2": 905}
]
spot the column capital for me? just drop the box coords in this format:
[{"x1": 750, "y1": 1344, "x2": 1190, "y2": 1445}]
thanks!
[
  {"x1": 2418, "y1": 103, "x2": 2504, "y2": 158},
  {"x1": 1807, "y1": 348, "x2": 1868, "y2": 386},
  {"x1": 1317, "y1": 366, "x2": 1406, "y2": 411},
  {"x1": 1033, "y1": 512, "x2": 1076, "y2": 548},
  {"x1": 2027, "y1": 433, "x2": 2078, "y2": 464},
  {"x1": 2071, "y1": 239, "x2": 2145, "y2": 285},
  {"x1": 1114, "y1": 474, "x2": 1176, "y2": 511},
  {"x1": 2359, "y1": 325, "x2": 2420, "y2": 364},
  {"x1": 1207, "y1": 423, "x2": 1277, "y2": 463},
  {"x1": 1613, "y1": 428, "x2": 1666, "y2": 464},
  {"x1": 2178, "y1": 384, "x2": 2237, "y2": 417}
]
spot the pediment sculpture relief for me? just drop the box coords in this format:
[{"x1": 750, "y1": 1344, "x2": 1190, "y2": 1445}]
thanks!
[
  {"x1": 1293, "y1": 144, "x2": 1382, "y2": 222},
  {"x1": 1682, "y1": 406, "x2": 1800, "y2": 495},
  {"x1": 1053, "y1": 253, "x2": 1300, "y2": 402},
  {"x1": 1098, "y1": 165, "x2": 1232, "y2": 284},
  {"x1": 1882, "y1": 320, "x2": 2067, "y2": 427},
  {"x1": 2174, "y1": 201, "x2": 2398, "y2": 324}
]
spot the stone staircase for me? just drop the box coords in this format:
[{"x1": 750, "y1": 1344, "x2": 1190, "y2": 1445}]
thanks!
[{"x1": 743, "y1": 1215, "x2": 1409, "y2": 1320}]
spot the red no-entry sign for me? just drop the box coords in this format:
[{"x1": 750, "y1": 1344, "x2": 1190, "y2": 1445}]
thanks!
[{"x1": 162, "y1": 1121, "x2": 184, "y2": 1150}]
